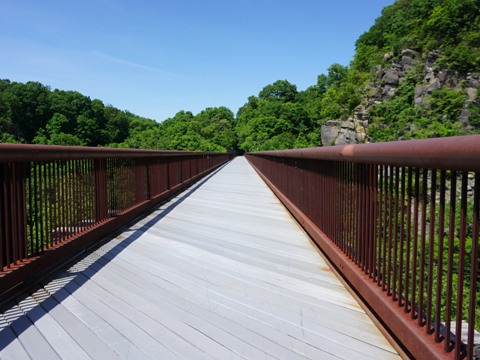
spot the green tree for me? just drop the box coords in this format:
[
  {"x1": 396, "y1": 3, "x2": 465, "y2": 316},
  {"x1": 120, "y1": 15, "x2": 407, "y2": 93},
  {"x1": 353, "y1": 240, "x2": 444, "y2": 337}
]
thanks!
[
  {"x1": 76, "y1": 115, "x2": 101, "y2": 146},
  {"x1": 237, "y1": 115, "x2": 293, "y2": 151},
  {"x1": 48, "y1": 133, "x2": 85, "y2": 146},
  {"x1": 104, "y1": 106, "x2": 130, "y2": 144},
  {"x1": 46, "y1": 113, "x2": 70, "y2": 135},
  {"x1": 8, "y1": 81, "x2": 52, "y2": 142},
  {"x1": 258, "y1": 80, "x2": 298, "y2": 102},
  {"x1": 49, "y1": 90, "x2": 93, "y2": 123}
]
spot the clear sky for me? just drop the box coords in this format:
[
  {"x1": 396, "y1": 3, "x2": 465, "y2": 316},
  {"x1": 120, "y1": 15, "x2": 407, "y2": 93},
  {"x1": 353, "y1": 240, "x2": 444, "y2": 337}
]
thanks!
[{"x1": 0, "y1": 0, "x2": 395, "y2": 122}]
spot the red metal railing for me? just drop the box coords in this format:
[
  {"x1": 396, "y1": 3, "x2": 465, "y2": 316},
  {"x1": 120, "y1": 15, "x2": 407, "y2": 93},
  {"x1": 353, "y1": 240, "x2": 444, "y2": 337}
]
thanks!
[
  {"x1": 0, "y1": 144, "x2": 232, "y2": 301},
  {"x1": 246, "y1": 135, "x2": 480, "y2": 360}
]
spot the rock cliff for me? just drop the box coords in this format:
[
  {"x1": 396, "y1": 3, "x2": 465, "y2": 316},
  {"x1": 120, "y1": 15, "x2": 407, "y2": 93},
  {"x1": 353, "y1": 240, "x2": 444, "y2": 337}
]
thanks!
[{"x1": 321, "y1": 49, "x2": 479, "y2": 146}]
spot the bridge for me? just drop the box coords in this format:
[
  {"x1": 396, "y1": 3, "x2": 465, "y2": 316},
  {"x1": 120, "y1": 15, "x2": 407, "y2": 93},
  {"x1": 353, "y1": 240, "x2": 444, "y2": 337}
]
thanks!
[{"x1": 0, "y1": 137, "x2": 479, "y2": 359}]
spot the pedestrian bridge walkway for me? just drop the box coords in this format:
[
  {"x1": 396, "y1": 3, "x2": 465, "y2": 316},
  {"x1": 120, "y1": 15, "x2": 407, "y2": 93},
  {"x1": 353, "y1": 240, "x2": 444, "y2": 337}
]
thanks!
[{"x1": 0, "y1": 157, "x2": 399, "y2": 359}]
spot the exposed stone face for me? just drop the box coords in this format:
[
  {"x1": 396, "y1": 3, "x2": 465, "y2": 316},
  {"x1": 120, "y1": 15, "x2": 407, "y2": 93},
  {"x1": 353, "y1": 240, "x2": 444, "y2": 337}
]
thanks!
[
  {"x1": 416, "y1": 51, "x2": 479, "y2": 125},
  {"x1": 467, "y1": 73, "x2": 480, "y2": 89},
  {"x1": 425, "y1": 50, "x2": 442, "y2": 81},
  {"x1": 383, "y1": 68, "x2": 400, "y2": 85},
  {"x1": 321, "y1": 118, "x2": 365, "y2": 146},
  {"x1": 319, "y1": 48, "x2": 479, "y2": 146},
  {"x1": 413, "y1": 85, "x2": 427, "y2": 106},
  {"x1": 336, "y1": 127, "x2": 357, "y2": 145},
  {"x1": 467, "y1": 73, "x2": 480, "y2": 101},
  {"x1": 401, "y1": 49, "x2": 419, "y2": 71},
  {"x1": 383, "y1": 53, "x2": 393, "y2": 62},
  {"x1": 320, "y1": 120, "x2": 341, "y2": 146}
]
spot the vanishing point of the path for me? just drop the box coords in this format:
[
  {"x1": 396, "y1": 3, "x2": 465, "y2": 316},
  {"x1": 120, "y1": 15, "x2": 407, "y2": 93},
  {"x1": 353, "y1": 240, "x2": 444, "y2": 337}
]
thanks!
[{"x1": 0, "y1": 157, "x2": 400, "y2": 359}]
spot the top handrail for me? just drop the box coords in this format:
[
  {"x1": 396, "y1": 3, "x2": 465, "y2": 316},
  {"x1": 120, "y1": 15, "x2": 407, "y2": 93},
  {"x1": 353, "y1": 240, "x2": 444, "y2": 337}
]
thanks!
[
  {"x1": 249, "y1": 134, "x2": 480, "y2": 172},
  {"x1": 0, "y1": 143, "x2": 226, "y2": 162}
]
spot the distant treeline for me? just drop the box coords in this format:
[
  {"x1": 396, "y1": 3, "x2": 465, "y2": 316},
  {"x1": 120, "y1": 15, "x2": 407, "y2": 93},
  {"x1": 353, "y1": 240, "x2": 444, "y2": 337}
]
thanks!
[{"x1": 0, "y1": 77, "x2": 329, "y2": 152}]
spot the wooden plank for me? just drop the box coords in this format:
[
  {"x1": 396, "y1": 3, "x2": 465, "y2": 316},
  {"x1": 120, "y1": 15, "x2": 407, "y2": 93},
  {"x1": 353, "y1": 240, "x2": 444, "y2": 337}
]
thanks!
[
  {"x1": 0, "y1": 312, "x2": 32, "y2": 359},
  {"x1": 92, "y1": 234, "x2": 397, "y2": 359},
  {"x1": 101, "y1": 238, "x2": 373, "y2": 328},
  {"x1": 107, "y1": 232, "x2": 365, "y2": 319},
  {"x1": 131, "y1": 251, "x2": 379, "y2": 336},
  {"x1": 15, "y1": 292, "x2": 90, "y2": 360},
  {"x1": 92, "y1": 247, "x2": 375, "y2": 359},
  {"x1": 32, "y1": 288, "x2": 122, "y2": 359},
  {"x1": 70, "y1": 257, "x2": 241, "y2": 360},
  {"x1": 58, "y1": 279, "x2": 179, "y2": 359},
  {"x1": 85, "y1": 248, "x2": 334, "y2": 357},
  {"x1": 60, "y1": 269, "x2": 214, "y2": 360},
  {"x1": 2, "y1": 303, "x2": 61, "y2": 360},
  {"x1": 74, "y1": 256, "x2": 301, "y2": 360},
  {"x1": 41, "y1": 279, "x2": 155, "y2": 360}
]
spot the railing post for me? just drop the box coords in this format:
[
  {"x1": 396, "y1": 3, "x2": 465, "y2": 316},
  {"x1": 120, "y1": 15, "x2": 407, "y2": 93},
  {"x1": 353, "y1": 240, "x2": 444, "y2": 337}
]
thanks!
[
  {"x1": 135, "y1": 158, "x2": 148, "y2": 202},
  {"x1": 367, "y1": 163, "x2": 378, "y2": 278},
  {"x1": 94, "y1": 159, "x2": 108, "y2": 221},
  {"x1": 246, "y1": 137, "x2": 480, "y2": 359},
  {"x1": 354, "y1": 163, "x2": 378, "y2": 277},
  {"x1": 0, "y1": 162, "x2": 27, "y2": 270},
  {"x1": 145, "y1": 159, "x2": 151, "y2": 199}
]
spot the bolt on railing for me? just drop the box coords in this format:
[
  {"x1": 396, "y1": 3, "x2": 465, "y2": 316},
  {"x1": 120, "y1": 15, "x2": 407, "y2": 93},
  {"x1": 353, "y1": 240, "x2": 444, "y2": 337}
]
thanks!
[
  {"x1": 246, "y1": 135, "x2": 480, "y2": 360},
  {"x1": 0, "y1": 144, "x2": 232, "y2": 302}
]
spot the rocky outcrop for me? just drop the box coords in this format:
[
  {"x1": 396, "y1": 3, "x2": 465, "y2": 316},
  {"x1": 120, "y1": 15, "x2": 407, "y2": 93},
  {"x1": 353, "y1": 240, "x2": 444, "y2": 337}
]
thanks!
[
  {"x1": 415, "y1": 52, "x2": 479, "y2": 128},
  {"x1": 320, "y1": 49, "x2": 420, "y2": 146},
  {"x1": 320, "y1": 48, "x2": 479, "y2": 146},
  {"x1": 321, "y1": 119, "x2": 356, "y2": 146},
  {"x1": 414, "y1": 50, "x2": 463, "y2": 106},
  {"x1": 320, "y1": 114, "x2": 367, "y2": 146}
]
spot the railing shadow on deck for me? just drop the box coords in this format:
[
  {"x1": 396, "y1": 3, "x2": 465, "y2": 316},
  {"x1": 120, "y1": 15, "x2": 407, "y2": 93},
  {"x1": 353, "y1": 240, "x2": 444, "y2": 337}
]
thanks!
[
  {"x1": 0, "y1": 160, "x2": 226, "y2": 351},
  {"x1": 246, "y1": 135, "x2": 480, "y2": 360}
]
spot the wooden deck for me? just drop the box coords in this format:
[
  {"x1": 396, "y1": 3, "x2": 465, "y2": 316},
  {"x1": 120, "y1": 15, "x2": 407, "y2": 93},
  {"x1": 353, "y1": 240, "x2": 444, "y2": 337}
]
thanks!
[{"x1": 0, "y1": 157, "x2": 400, "y2": 359}]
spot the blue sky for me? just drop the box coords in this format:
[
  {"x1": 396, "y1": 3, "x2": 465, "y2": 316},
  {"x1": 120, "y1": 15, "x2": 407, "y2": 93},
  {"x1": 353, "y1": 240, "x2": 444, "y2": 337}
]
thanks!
[{"x1": 0, "y1": 0, "x2": 395, "y2": 122}]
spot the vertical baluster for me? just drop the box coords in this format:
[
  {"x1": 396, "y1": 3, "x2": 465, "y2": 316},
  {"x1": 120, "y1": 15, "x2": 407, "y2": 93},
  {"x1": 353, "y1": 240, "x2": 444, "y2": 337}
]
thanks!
[
  {"x1": 376, "y1": 165, "x2": 384, "y2": 286},
  {"x1": 18, "y1": 164, "x2": 27, "y2": 262},
  {"x1": 0, "y1": 165, "x2": 5, "y2": 269},
  {"x1": 426, "y1": 169, "x2": 437, "y2": 334},
  {"x1": 418, "y1": 168, "x2": 428, "y2": 327},
  {"x1": 38, "y1": 162, "x2": 45, "y2": 249},
  {"x1": 382, "y1": 165, "x2": 389, "y2": 291},
  {"x1": 369, "y1": 163, "x2": 378, "y2": 278},
  {"x1": 404, "y1": 167, "x2": 413, "y2": 313},
  {"x1": 398, "y1": 167, "x2": 406, "y2": 307},
  {"x1": 393, "y1": 166, "x2": 400, "y2": 301},
  {"x1": 445, "y1": 171, "x2": 457, "y2": 352},
  {"x1": 355, "y1": 164, "x2": 361, "y2": 266},
  {"x1": 435, "y1": 170, "x2": 446, "y2": 342},
  {"x1": 467, "y1": 173, "x2": 479, "y2": 359},
  {"x1": 342, "y1": 162, "x2": 347, "y2": 249},
  {"x1": 387, "y1": 165, "x2": 394, "y2": 296},
  {"x1": 27, "y1": 163, "x2": 35, "y2": 256},
  {"x1": 33, "y1": 162, "x2": 40, "y2": 251},
  {"x1": 411, "y1": 168, "x2": 420, "y2": 321},
  {"x1": 349, "y1": 162, "x2": 355, "y2": 257},
  {"x1": 94, "y1": 158, "x2": 107, "y2": 221},
  {"x1": 45, "y1": 162, "x2": 52, "y2": 248},
  {"x1": 454, "y1": 173, "x2": 468, "y2": 359}
]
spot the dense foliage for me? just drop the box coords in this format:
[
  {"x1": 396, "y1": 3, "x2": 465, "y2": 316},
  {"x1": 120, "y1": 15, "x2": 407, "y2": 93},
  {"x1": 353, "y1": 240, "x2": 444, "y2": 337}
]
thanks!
[
  {"x1": 153, "y1": 108, "x2": 236, "y2": 152},
  {"x1": 353, "y1": 0, "x2": 480, "y2": 73},
  {"x1": 1, "y1": 0, "x2": 479, "y2": 150},
  {"x1": 237, "y1": 0, "x2": 479, "y2": 149},
  {"x1": 234, "y1": 64, "x2": 366, "y2": 151}
]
